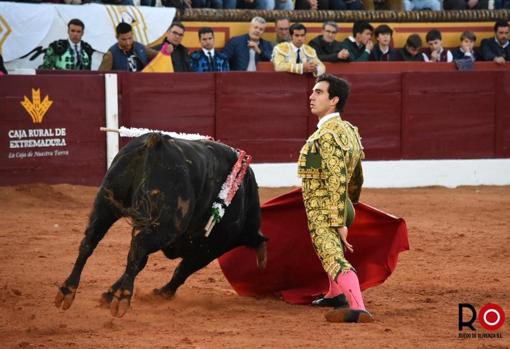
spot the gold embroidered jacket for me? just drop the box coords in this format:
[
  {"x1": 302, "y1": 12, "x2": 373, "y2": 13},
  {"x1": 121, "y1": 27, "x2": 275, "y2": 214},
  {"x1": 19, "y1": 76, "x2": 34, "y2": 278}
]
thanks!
[
  {"x1": 298, "y1": 114, "x2": 364, "y2": 227},
  {"x1": 271, "y1": 42, "x2": 326, "y2": 76}
]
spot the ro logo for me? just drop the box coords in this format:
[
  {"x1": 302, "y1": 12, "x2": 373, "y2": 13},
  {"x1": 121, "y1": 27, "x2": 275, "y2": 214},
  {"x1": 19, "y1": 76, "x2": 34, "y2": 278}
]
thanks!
[{"x1": 459, "y1": 303, "x2": 506, "y2": 331}]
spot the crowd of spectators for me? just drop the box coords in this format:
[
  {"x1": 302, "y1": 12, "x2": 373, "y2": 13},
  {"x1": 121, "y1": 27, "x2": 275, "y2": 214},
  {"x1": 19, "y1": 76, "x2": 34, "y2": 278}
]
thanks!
[
  {"x1": 2, "y1": 17, "x2": 508, "y2": 75},
  {"x1": 3, "y1": 0, "x2": 510, "y2": 9}
]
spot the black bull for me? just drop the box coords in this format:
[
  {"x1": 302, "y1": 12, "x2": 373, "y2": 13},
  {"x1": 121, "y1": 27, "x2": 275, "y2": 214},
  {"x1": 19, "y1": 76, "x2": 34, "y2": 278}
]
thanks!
[{"x1": 55, "y1": 133, "x2": 268, "y2": 317}]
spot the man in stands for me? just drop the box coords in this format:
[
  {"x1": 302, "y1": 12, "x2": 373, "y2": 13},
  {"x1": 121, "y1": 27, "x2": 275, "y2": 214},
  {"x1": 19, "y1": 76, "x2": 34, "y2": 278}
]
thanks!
[
  {"x1": 99, "y1": 22, "x2": 158, "y2": 72},
  {"x1": 294, "y1": 0, "x2": 364, "y2": 10},
  {"x1": 190, "y1": 27, "x2": 230, "y2": 72},
  {"x1": 422, "y1": 29, "x2": 453, "y2": 62},
  {"x1": 452, "y1": 31, "x2": 480, "y2": 61},
  {"x1": 309, "y1": 21, "x2": 349, "y2": 62},
  {"x1": 153, "y1": 22, "x2": 191, "y2": 72},
  {"x1": 396, "y1": 34, "x2": 425, "y2": 61},
  {"x1": 39, "y1": 19, "x2": 94, "y2": 70},
  {"x1": 481, "y1": 20, "x2": 510, "y2": 64},
  {"x1": 273, "y1": 17, "x2": 291, "y2": 45},
  {"x1": 338, "y1": 20, "x2": 374, "y2": 62},
  {"x1": 222, "y1": 16, "x2": 273, "y2": 71},
  {"x1": 370, "y1": 24, "x2": 400, "y2": 61},
  {"x1": 272, "y1": 23, "x2": 325, "y2": 75}
]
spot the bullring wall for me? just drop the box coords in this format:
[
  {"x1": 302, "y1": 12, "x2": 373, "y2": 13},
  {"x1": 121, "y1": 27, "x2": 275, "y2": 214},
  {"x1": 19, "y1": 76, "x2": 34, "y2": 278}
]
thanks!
[{"x1": 1, "y1": 62, "x2": 509, "y2": 186}]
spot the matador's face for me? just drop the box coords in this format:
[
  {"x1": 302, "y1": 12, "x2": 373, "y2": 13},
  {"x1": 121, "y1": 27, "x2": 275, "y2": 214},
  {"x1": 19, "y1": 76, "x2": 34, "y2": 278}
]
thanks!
[{"x1": 309, "y1": 81, "x2": 338, "y2": 118}]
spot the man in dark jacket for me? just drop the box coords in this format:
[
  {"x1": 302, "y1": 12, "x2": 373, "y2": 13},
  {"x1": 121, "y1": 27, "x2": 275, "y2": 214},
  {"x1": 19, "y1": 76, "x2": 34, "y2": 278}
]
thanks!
[
  {"x1": 222, "y1": 16, "x2": 273, "y2": 71},
  {"x1": 338, "y1": 20, "x2": 374, "y2": 62},
  {"x1": 152, "y1": 22, "x2": 191, "y2": 72},
  {"x1": 370, "y1": 24, "x2": 400, "y2": 61},
  {"x1": 309, "y1": 21, "x2": 349, "y2": 62},
  {"x1": 396, "y1": 34, "x2": 424, "y2": 61},
  {"x1": 99, "y1": 22, "x2": 158, "y2": 72},
  {"x1": 190, "y1": 27, "x2": 230, "y2": 72},
  {"x1": 481, "y1": 20, "x2": 510, "y2": 64}
]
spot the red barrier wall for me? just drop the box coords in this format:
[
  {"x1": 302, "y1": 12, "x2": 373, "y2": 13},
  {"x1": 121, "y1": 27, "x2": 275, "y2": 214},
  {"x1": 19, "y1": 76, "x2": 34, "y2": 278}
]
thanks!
[
  {"x1": 0, "y1": 75, "x2": 106, "y2": 186},
  {"x1": 2, "y1": 64, "x2": 509, "y2": 185}
]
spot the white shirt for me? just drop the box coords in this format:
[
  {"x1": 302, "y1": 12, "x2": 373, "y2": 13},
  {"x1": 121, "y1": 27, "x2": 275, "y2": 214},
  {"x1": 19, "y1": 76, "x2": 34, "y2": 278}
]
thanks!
[
  {"x1": 202, "y1": 48, "x2": 215, "y2": 57},
  {"x1": 317, "y1": 112, "x2": 340, "y2": 129}
]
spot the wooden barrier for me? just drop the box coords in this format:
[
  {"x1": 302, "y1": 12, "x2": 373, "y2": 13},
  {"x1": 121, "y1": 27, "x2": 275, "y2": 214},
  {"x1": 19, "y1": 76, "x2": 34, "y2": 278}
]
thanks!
[{"x1": 1, "y1": 64, "x2": 509, "y2": 185}]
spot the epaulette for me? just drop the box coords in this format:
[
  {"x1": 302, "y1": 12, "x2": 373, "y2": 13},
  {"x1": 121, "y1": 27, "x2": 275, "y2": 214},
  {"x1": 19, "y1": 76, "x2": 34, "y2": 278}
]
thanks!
[
  {"x1": 49, "y1": 40, "x2": 69, "y2": 56},
  {"x1": 274, "y1": 42, "x2": 291, "y2": 56},
  {"x1": 81, "y1": 41, "x2": 94, "y2": 56},
  {"x1": 303, "y1": 45, "x2": 317, "y2": 57}
]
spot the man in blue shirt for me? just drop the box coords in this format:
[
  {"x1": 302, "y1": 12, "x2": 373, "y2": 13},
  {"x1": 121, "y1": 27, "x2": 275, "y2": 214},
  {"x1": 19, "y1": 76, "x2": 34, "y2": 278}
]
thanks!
[{"x1": 222, "y1": 17, "x2": 273, "y2": 71}]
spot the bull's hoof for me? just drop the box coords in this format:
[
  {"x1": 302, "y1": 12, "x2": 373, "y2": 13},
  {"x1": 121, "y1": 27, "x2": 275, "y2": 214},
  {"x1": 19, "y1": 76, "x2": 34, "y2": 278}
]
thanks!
[
  {"x1": 110, "y1": 289, "x2": 132, "y2": 318},
  {"x1": 100, "y1": 290, "x2": 114, "y2": 308},
  {"x1": 152, "y1": 287, "x2": 175, "y2": 299},
  {"x1": 55, "y1": 285, "x2": 77, "y2": 310}
]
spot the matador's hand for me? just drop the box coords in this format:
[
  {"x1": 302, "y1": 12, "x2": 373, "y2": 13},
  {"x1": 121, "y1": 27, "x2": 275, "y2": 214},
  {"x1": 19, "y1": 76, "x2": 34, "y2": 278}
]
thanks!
[{"x1": 337, "y1": 226, "x2": 353, "y2": 253}]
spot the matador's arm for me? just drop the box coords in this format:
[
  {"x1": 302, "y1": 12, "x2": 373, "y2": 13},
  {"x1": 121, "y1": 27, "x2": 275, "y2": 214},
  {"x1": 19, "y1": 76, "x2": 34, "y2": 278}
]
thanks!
[{"x1": 348, "y1": 159, "x2": 363, "y2": 204}]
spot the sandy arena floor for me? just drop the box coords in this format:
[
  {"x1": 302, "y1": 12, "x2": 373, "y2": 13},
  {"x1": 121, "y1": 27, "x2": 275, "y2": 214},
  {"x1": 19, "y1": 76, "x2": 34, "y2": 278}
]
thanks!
[{"x1": 0, "y1": 184, "x2": 509, "y2": 349}]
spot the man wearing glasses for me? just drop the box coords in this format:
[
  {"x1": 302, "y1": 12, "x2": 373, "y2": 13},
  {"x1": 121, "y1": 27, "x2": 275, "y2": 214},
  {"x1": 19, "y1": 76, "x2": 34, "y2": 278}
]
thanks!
[
  {"x1": 153, "y1": 22, "x2": 191, "y2": 72},
  {"x1": 309, "y1": 21, "x2": 349, "y2": 62}
]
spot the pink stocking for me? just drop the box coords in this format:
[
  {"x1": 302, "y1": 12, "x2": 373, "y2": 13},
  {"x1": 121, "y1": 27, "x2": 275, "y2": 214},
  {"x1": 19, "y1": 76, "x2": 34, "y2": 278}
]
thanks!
[
  {"x1": 336, "y1": 270, "x2": 366, "y2": 310},
  {"x1": 324, "y1": 275, "x2": 343, "y2": 298}
]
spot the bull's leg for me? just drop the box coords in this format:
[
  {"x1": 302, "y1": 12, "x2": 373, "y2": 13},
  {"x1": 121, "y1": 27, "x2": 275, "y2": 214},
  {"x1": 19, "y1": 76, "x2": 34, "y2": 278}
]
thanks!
[
  {"x1": 100, "y1": 255, "x2": 148, "y2": 306},
  {"x1": 153, "y1": 253, "x2": 217, "y2": 298},
  {"x1": 109, "y1": 231, "x2": 162, "y2": 317},
  {"x1": 55, "y1": 193, "x2": 119, "y2": 311}
]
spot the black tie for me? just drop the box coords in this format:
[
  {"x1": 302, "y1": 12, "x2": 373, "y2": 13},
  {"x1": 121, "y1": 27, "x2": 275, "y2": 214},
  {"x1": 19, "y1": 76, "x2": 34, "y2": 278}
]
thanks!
[
  {"x1": 207, "y1": 51, "x2": 215, "y2": 71},
  {"x1": 296, "y1": 48, "x2": 301, "y2": 64},
  {"x1": 75, "y1": 44, "x2": 82, "y2": 68}
]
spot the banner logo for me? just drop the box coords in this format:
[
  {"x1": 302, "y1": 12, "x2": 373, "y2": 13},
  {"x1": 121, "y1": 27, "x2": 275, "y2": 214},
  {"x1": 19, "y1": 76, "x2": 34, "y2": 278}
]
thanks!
[
  {"x1": 20, "y1": 88, "x2": 53, "y2": 124},
  {"x1": 458, "y1": 303, "x2": 505, "y2": 339}
]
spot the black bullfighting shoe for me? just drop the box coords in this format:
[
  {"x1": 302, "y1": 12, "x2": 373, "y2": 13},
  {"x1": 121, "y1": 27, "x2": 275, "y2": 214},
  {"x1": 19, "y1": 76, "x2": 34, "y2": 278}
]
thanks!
[
  {"x1": 311, "y1": 294, "x2": 349, "y2": 308},
  {"x1": 324, "y1": 308, "x2": 374, "y2": 323}
]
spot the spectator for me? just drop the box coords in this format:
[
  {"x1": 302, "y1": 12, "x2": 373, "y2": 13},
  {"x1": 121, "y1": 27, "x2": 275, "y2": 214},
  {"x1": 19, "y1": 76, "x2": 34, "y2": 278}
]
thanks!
[
  {"x1": 404, "y1": 0, "x2": 441, "y2": 11},
  {"x1": 39, "y1": 19, "x2": 94, "y2": 71},
  {"x1": 191, "y1": 0, "x2": 236, "y2": 8},
  {"x1": 396, "y1": 34, "x2": 425, "y2": 61},
  {"x1": 237, "y1": 0, "x2": 293, "y2": 9},
  {"x1": 0, "y1": 54, "x2": 6, "y2": 75},
  {"x1": 309, "y1": 21, "x2": 349, "y2": 62},
  {"x1": 295, "y1": 0, "x2": 364, "y2": 10},
  {"x1": 370, "y1": 24, "x2": 400, "y2": 61},
  {"x1": 480, "y1": 20, "x2": 510, "y2": 64},
  {"x1": 222, "y1": 17, "x2": 273, "y2": 71},
  {"x1": 272, "y1": 23, "x2": 325, "y2": 76},
  {"x1": 99, "y1": 22, "x2": 158, "y2": 72},
  {"x1": 444, "y1": 0, "x2": 488, "y2": 9},
  {"x1": 152, "y1": 22, "x2": 190, "y2": 72},
  {"x1": 338, "y1": 20, "x2": 374, "y2": 62},
  {"x1": 452, "y1": 31, "x2": 480, "y2": 61},
  {"x1": 422, "y1": 29, "x2": 453, "y2": 62},
  {"x1": 190, "y1": 27, "x2": 229, "y2": 72},
  {"x1": 274, "y1": 17, "x2": 291, "y2": 45}
]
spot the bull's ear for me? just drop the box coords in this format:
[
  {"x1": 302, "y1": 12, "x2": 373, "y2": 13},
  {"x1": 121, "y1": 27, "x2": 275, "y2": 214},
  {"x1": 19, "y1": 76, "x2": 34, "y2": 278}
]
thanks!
[{"x1": 256, "y1": 241, "x2": 267, "y2": 270}]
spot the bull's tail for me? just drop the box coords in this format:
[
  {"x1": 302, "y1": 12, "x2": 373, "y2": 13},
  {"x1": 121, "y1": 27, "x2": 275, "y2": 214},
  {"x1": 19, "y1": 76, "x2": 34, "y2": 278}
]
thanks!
[{"x1": 129, "y1": 133, "x2": 167, "y2": 232}]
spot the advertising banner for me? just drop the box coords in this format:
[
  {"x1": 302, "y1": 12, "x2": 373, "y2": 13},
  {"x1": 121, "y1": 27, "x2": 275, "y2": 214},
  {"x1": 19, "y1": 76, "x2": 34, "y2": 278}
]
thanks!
[{"x1": 0, "y1": 74, "x2": 106, "y2": 185}]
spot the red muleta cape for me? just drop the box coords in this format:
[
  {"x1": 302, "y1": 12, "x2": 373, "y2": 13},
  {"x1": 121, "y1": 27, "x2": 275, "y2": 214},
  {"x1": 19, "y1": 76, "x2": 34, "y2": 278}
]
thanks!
[{"x1": 218, "y1": 188, "x2": 409, "y2": 304}]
